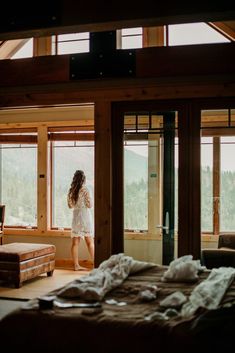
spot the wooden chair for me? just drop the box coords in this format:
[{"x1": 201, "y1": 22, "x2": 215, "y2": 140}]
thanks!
[{"x1": 0, "y1": 205, "x2": 5, "y2": 245}]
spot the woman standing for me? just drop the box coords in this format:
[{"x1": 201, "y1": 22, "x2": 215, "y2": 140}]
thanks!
[{"x1": 67, "y1": 170, "x2": 94, "y2": 270}]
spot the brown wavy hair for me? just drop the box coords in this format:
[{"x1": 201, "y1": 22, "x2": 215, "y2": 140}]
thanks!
[{"x1": 67, "y1": 170, "x2": 86, "y2": 208}]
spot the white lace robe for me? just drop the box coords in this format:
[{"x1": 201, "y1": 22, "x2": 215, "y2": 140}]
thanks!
[{"x1": 71, "y1": 185, "x2": 93, "y2": 238}]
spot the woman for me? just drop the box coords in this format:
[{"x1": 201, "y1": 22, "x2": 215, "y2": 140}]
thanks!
[{"x1": 67, "y1": 170, "x2": 94, "y2": 270}]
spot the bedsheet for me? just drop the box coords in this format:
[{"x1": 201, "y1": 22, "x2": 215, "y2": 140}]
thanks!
[{"x1": 1, "y1": 265, "x2": 235, "y2": 353}]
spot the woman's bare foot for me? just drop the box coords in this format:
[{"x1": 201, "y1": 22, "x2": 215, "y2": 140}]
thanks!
[{"x1": 74, "y1": 264, "x2": 88, "y2": 271}]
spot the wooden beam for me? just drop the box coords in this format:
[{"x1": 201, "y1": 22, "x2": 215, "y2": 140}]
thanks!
[
  {"x1": 178, "y1": 105, "x2": 201, "y2": 259},
  {"x1": 143, "y1": 26, "x2": 165, "y2": 47},
  {"x1": 37, "y1": 126, "x2": 48, "y2": 233},
  {"x1": 33, "y1": 37, "x2": 52, "y2": 56},
  {"x1": 1, "y1": 79, "x2": 235, "y2": 109},
  {"x1": 0, "y1": 2, "x2": 235, "y2": 40},
  {"x1": 0, "y1": 55, "x2": 69, "y2": 87},
  {"x1": 136, "y1": 43, "x2": 235, "y2": 78},
  {"x1": 0, "y1": 43, "x2": 235, "y2": 89},
  {"x1": 0, "y1": 38, "x2": 29, "y2": 59},
  {"x1": 209, "y1": 21, "x2": 235, "y2": 41},
  {"x1": 94, "y1": 101, "x2": 112, "y2": 266}
]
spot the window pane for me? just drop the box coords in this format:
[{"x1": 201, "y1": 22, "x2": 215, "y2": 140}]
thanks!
[
  {"x1": 1, "y1": 144, "x2": 37, "y2": 226},
  {"x1": 121, "y1": 27, "x2": 143, "y2": 49},
  {"x1": 122, "y1": 28, "x2": 142, "y2": 36},
  {"x1": 169, "y1": 22, "x2": 230, "y2": 46},
  {"x1": 11, "y1": 38, "x2": 33, "y2": 59},
  {"x1": 58, "y1": 33, "x2": 89, "y2": 41},
  {"x1": 124, "y1": 141, "x2": 148, "y2": 231},
  {"x1": 122, "y1": 36, "x2": 142, "y2": 49},
  {"x1": 220, "y1": 136, "x2": 235, "y2": 231},
  {"x1": 52, "y1": 141, "x2": 94, "y2": 229},
  {"x1": 58, "y1": 40, "x2": 89, "y2": 54},
  {"x1": 201, "y1": 137, "x2": 213, "y2": 232}
]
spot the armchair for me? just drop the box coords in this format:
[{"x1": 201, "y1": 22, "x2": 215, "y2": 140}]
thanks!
[{"x1": 201, "y1": 233, "x2": 235, "y2": 269}]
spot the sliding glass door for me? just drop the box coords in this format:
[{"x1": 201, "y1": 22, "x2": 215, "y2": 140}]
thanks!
[{"x1": 123, "y1": 111, "x2": 178, "y2": 265}]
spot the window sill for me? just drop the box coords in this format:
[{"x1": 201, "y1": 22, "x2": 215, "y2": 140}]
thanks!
[
  {"x1": 4, "y1": 228, "x2": 71, "y2": 237},
  {"x1": 201, "y1": 233, "x2": 219, "y2": 242},
  {"x1": 125, "y1": 232, "x2": 162, "y2": 240}
]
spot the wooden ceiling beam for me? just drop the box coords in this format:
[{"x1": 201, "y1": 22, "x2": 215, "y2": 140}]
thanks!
[
  {"x1": 0, "y1": 43, "x2": 234, "y2": 89},
  {"x1": 0, "y1": 1, "x2": 235, "y2": 40},
  {"x1": 209, "y1": 21, "x2": 235, "y2": 40}
]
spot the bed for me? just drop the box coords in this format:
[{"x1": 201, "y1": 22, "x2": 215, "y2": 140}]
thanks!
[{"x1": 1, "y1": 259, "x2": 235, "y2": 353}]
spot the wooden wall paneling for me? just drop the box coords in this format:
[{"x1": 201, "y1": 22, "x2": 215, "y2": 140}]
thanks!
[
  {"x1": 143, "y1": 26, "x2": 165, "y2": 47},
  {"x1": 178, "y1": 104, "x2": 201, "y2": 259},
  {"x1": 37, "y1": 126, "x2": 48, "y2": 233},
  {"x1": 94, "y1": 101, "x2": 112, "y2": 266},
  {"x1": 33, "y1": 37, "x2": 52, "y2": 56}
]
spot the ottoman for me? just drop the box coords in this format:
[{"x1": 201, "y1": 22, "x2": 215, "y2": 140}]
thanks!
[{"x1": 0, "y1": 242, "x2": 56, "y2": 288}]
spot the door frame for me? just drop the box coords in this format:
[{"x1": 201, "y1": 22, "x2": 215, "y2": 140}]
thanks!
[{"x1": 111, "y1": 99, "x2": 201, "y2": 262}]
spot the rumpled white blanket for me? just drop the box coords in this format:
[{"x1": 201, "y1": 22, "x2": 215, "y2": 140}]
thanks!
[
  {"x1": 181, "y1": 266, "x2": 235, "y2": 317},
  {"x1": 57, "y1": 253, "x2": 157, "y2": 301},
  {"x1": 162, "y1": 255, "x2": 205, "y2": 282}
]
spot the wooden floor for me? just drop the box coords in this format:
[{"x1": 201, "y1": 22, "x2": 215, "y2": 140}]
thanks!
[
  {"x1": 0, "y1": 299, "x2": 24, "y2": 320},
  {"x1": 0, "y1": 268, "x2": 90, "y2": 319}
]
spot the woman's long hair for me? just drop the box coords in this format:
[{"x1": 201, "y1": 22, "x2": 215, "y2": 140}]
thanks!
[{"x1": 67, "y1": 170, "x2": 86, "y2": 208}]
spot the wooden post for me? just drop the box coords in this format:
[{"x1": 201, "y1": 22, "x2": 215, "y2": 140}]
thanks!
[
  {"x1": 37, "y1": 126, "x2": 48, "y2": 233},
  {"x1": 213, "y1": 137, "x2": 220, "y2": 235},
  {"x1": 178, "y1": 105, "x2": 201, "y2": 259},
  {"x1": 95, "y1": 101, "x2": 112, "y2": 266}
]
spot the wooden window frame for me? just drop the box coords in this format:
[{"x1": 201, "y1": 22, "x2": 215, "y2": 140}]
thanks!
[
  {"x1": 48, "y1": 129, "x2": 95, "y2": 231},
  {"x1": 0, "y1": 128, "x2": 38, "y2": 229}
]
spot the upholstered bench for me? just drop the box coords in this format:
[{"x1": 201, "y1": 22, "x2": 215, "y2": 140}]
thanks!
[{"x1": 0, "y1": 242, "x2": 56, "y2": 288}]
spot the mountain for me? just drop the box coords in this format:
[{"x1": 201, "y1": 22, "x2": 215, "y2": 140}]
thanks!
[{"x1": 124, "y1": 149, "x2": 147, "y2": 184}]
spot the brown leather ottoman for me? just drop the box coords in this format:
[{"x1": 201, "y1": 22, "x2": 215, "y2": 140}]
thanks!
[{"x1": 0, "y1": 242, "x2": 56, "y2": 288}]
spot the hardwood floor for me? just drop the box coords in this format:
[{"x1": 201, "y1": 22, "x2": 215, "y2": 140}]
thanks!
[
  {"x1": 0, "y1": 298, "x2": 26, "y2": 320},
  {"x1": 0, "y1": 267, "x2": 91, "y2": 320}
]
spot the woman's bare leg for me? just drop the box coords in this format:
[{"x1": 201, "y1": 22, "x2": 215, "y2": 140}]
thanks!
[
  {"x1": 71, "y1": 237, "x2": 88, "y2": 271},
  {"x1": 71, "y1": 237, "x2": 80, "y2": 270},
  {"x1": 85, "y1": 236, "x2": 94, "y2": 263}
]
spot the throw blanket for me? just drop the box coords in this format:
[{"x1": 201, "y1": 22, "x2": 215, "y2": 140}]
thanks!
[
  {"x1": 181, "y1": 266, "x2": 235, "y2": 317},
  {"x1": 162, "y1": 255, "x2": 205, "y2": 282},
  {"x1": 57, "y1": 253, "x2": 157, "y2": 301}
]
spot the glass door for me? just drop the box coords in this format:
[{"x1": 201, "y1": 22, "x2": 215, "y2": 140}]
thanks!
[
  {"x1": 200, "y1": 109, "x2": 235, "y2": 249},
  {"x1": 123, "y1": 111, "x2": 178, "y2": 265}
]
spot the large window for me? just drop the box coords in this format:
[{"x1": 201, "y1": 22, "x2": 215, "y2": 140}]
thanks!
[
  {"x1": 124, "y1": 113, "x2": 178, "y2": 236},
  {"x1": 201, "y1": 137, "x2": 213, "y2": 232},
  {"x1": 10, "y1": 38, "x2": 33, "y2": 59},
  {"x1": 49, "y1": 129, "x2": 94, "y2": 230},
  {"x1": 168, "y1": 22, "x2": 230, "y2": 46},
  {"x1": 201, "y1": 109, "x2": 235, "y2": 235},
  {"x1": 220, "y1": 136, "x2": 235, "y2": 231},
  {"x1": 124, "y1": 140, "x2": 148, "y2": 231},
  {"x1": 120, "y1": 28, "x2": 143, "y2": 49},
  {"x1": 52, "y1": 33, "x2": 90, "y2": 55},
  {"x1": 0, "y1": 131, "x2": 37, "y2": 227}
]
